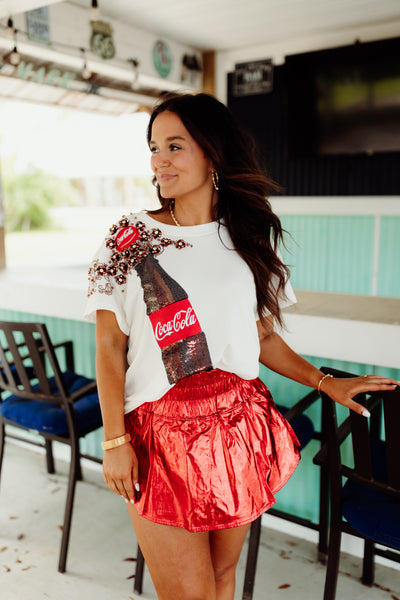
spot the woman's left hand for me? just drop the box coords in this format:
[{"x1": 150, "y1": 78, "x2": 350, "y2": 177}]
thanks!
[{"x1": 319, "y1": 374, "x2": 399, "y2": 416}]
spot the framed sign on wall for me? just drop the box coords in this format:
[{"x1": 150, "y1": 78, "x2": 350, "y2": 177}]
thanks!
[{"x1": 153, "y1": 40, "x2": 172, "y2": 78}]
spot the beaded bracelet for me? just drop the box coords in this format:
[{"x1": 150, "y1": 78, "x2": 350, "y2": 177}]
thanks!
[
  {"x1": 317, "y1": 373, "x2": 334, "y2": 395},
  {"x1": 101, "y1": 432, "x2": 131, "y2": 451}
]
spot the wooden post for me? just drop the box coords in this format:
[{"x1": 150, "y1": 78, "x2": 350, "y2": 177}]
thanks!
[{"x1": 202, "y1": 51, "x2": 215, "y2": 95}]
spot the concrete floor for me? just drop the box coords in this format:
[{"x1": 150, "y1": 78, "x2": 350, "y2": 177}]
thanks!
[{"x1": 1, "y1": 440, "x2": 399, "y2": 600}]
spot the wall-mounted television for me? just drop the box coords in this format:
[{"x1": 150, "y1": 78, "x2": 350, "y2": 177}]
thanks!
[{"x1": 285, "y1": 37, "x2": 400, "y2": 157}]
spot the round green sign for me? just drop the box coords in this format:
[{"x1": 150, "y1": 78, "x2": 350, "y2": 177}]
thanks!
[{"x1": 153, "y1": 40, "x2": 172, "y2": 78}]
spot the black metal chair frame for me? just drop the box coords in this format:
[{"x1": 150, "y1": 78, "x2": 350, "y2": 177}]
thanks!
[
  {"x1": 241, "y1": 387, "x2": 329, "y2": 600},
  {"x1": 314, "y1": 366, "x2": 400, "y2": 600},
  {"x1": 0, "y1": 321, "x2": 102, "y2": 573}
]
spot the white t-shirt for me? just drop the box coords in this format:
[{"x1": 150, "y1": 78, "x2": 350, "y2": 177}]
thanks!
[{"x1": 84, "y1": 211, "x2": 296, "y2": 414}]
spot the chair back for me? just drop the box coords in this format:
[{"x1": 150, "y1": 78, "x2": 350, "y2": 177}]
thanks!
[
  {"x1": 0, "y1": 321, "x2": 69, "y2": 405},
  {"x1": 0, "y1": 321, "x2": 101, "y2": 574},
  {"x1": 320, "y1": 366, "x2": 400, "y2": 497}
]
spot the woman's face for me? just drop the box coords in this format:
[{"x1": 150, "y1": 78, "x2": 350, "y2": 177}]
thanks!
[{"x1": 149, "y1": 111, "x2": 213, "y2": 202}]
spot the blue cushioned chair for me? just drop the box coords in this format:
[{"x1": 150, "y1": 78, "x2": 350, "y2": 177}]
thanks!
[
  {"x1": 0, "y1": 321, "x2": 102, "y2": 573},
  {"x1": 314, "y1": 367, "x2": 400, "y2": 600}
]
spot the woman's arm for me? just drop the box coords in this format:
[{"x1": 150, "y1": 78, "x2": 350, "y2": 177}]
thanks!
[
  {"x1": 96, "y1": 309, "x2": 138, "y2": 503},
  {"x1": 257, "y1": 317, "x2": 399, "y2": 416}
]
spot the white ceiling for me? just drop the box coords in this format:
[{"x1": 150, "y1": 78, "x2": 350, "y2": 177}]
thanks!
[{"x1": 2, "y1": 0, "x2": 400, "y2": 52}]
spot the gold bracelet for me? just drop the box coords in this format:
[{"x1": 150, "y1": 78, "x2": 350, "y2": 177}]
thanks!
[
  {"x1": 317, "y1": 373, "x2": 334, "y2": 395},
  {"x1": 101, "y1": 433, "x2": 131, "y2": 451}
]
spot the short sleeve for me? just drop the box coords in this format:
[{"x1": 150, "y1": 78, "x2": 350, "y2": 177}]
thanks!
[
  {"x1": 84, "y1": 239, "x2": 130, "y2": 336},
  {"x1": 259, "y1": 247, "x2": 297, "y2": 319},
  {"x1": 276, "y1": 274, "x2": 297, "y2": 310},
  {"x1": 259, "y1": 273, "x2": 297, "y2": 319}
]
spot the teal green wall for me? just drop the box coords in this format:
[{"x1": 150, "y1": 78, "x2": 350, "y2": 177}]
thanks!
[
  {"x1": 378, "y1": 216, "x2": 400, "y2": 296},
  {"x1": 280, "y1": 214, "x2": 400, "y2": 297}
]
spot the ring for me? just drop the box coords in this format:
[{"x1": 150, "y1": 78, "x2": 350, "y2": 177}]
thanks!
[{"x1": 362, "y1": 374, "x2": 368, "y2": 378}]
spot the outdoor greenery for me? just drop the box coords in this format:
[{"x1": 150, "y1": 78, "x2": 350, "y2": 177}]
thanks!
[{"x1": 1, "y1": 157, "x2": 76, "y2": 232}]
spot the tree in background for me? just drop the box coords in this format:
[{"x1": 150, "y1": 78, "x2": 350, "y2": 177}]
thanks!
[{"x1": 1, "y1": 157, "x2": 77, "y2": 232}]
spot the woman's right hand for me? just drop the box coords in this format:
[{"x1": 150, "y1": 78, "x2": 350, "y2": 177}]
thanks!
[{"x1": 103, "y1": 442, "x2": 139, "y2": 504}]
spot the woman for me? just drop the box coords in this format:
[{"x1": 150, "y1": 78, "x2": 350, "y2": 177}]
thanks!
[{"x1": 85, "y1": 93, "x2": 398, "y2": 600}]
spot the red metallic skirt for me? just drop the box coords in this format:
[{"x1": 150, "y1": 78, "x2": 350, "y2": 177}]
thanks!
[{"x1": 124, "y1": 369, "x2": 300, "y2": 532}]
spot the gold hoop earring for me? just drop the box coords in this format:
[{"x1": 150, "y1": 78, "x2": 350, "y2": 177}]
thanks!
[{"x1": 211, "y1": 169, "x2": 219, "y2": 191}]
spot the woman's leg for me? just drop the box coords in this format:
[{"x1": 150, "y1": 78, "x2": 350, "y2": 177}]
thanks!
[
  {"x1": 209, "y1": 524, "x2": 251, "y2": 600},
  {"x1": 127, "y1": 504, "x2": 216, "y2": 600}
]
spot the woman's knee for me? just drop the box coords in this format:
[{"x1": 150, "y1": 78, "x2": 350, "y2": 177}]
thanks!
[
  {"x1": 159, "y1": 579, "x2": 216, "y2": 600},
  {"x1": 213, "y1": 561, "x2": 237, "y2": 586}
]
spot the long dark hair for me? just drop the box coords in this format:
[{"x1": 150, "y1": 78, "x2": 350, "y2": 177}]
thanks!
[{"x1": 147, "y1": 92, "x2": 290, "y2": 327}]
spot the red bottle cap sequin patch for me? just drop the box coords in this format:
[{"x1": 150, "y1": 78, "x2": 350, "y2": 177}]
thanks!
[
  {"x1": 116, "y1": 226, "x2": 139, "y2": 250},
  {"x1": 149, "y1": 299, "x2": 202, "y2": 349}
]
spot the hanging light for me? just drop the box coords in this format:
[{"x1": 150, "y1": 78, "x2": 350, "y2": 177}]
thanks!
[
  {"x1": 9, "y1": 46, "x2": 20, "y2": 66},
  {"x1": 6, "y1": 17, "x2": 14, "y2": 39},
  {"x1": 91, "y1": 0, "x2": 99, "y2": 20},
  {"x1": 4, "y1": 17, "x2": 20, "y2": 66},
  {"x1": 128, "y1": 58, "x2": 139, "y2": 90},
  {"x1": 9, "y1": 29, "x2": 20, "y2": 66},
  {"x1": 80, "y1": 48, "x2": 92, "y2": 79}
]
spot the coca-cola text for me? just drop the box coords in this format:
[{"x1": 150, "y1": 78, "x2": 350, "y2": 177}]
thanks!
[
  {"x1": 116, "y1": 226, "x2": 139, "y2": 250},
  {"x1": 149, "y1": 298, "x2": 202, "y2": 348}
]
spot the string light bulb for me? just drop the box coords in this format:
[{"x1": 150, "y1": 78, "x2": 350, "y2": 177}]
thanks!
[
  {"x1": 80, "y1": 48, "x2": 92, "y2": 79},
  {"x1": 91, "y1": 0, "x2": 99, "y2": 20},
  {"x1": 82, "y1": 62, "x2": 92, "y2": 80},
  {"x1": 9, "y1": 47, "x2": 20, "y2": 65},
  {"x1": 128, "y1": 58, "x2": 139, "y2": 90},
  {"x1": 6, "y1": 17, "x2": 14, "y2": 39},
  {"x1": 9, "y1": 29, "x2": 20, "y2": 66}
]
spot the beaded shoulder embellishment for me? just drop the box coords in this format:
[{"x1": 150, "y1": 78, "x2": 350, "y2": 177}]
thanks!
[{"x1": 88, "y1": 215, "x2": 192, "y2": 296}]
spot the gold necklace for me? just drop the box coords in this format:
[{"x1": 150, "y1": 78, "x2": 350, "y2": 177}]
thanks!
[{"x1": 169, "y1": 202, "x2": 181, "y2": 227}]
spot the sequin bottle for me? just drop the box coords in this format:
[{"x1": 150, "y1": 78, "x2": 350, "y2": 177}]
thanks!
[{"x1": 135, "y1": 254, "x2": 213, "y2": 384}]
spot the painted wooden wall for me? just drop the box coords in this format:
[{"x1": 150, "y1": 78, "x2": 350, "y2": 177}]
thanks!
[{"x1": 280, "y1": 214, "x2": 400, "y2": 297}]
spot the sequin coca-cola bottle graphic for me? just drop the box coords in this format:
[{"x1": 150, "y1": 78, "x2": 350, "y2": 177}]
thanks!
[
  {"x1": 96, "y1": 216, "x2": 213, "y2": 385},
  {"x1": 136, "y1": 253, "x2": 212, "y2": 384}
]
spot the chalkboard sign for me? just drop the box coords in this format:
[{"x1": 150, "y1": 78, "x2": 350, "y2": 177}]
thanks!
[
  {"x1": 26, "y1": 7, "x2": 50, "y2": 45},
  {"x1": 232, "y1": 59, "x2": 273, "y2": 97}
]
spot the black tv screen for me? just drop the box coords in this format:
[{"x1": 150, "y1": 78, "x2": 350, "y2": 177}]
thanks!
[{"x1": 286, "y1": 37, "x2": 400, "y2": 157}]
